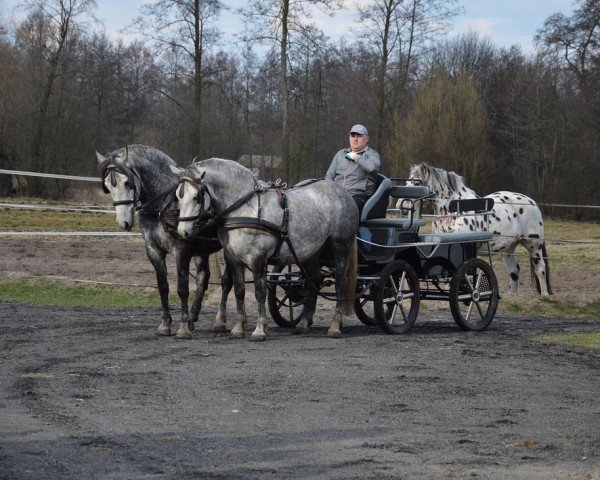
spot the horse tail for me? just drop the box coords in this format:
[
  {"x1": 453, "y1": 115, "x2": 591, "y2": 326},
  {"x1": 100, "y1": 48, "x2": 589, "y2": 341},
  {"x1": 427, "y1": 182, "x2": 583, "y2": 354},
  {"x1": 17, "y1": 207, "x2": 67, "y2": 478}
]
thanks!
[
  {"x1": 343, "y1": 238, "x2": 358, "y2": 316},
  {"x1": 529, "y1": 242, "x2": 552, "y2": 295}
]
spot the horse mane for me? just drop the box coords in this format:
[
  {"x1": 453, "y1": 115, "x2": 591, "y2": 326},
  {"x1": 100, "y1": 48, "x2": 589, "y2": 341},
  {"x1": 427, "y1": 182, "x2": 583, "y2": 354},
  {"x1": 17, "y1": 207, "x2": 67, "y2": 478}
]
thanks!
[
  {"x1": 194, "y1": 157, "x2": 257, "y2": 186},
  {"x1": 411, "y1": 162, "x2": 477, "y2": 199}
]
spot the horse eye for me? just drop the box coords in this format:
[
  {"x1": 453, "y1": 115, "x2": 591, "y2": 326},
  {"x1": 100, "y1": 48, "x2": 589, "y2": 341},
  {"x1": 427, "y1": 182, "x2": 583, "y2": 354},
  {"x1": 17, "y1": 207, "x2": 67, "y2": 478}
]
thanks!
[{"x1": 124, "y1": 181, "x2": 131, "y2": 188}]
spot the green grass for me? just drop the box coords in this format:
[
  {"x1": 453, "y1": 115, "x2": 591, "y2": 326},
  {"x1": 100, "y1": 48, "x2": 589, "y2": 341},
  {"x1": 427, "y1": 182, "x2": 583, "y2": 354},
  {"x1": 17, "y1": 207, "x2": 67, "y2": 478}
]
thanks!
[
  {"x1": 538, "y1": 332, "x2": 600, "y2": 350},
  {"x1": 0, "y1": 200, "x2": 138, "y2": 232},
  {"x1": 499, "y1": 297, "x2": 600, "y2": 318},
  {"x1": 0, "y1": 281, "x2": 170, "y2": 308}
]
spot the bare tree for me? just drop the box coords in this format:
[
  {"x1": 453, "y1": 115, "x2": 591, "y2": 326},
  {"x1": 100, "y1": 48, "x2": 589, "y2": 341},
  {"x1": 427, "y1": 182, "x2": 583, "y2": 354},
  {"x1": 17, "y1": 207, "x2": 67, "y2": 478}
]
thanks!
[
  {"x1": 357, "y1": 0, "x2": 462, "y2": 148},
  {"x1": 238, "y1": 0, "x2": 339, "y2": 182},
  {"x1": 19, "y1": 0, "x2": 96, "y2": 177},
  {"x1": 130, "y1": 0, "x2": 224, "y2": 157},
  {"x1": 535, "y1": 0, "x2": 600, "y2": 89}
]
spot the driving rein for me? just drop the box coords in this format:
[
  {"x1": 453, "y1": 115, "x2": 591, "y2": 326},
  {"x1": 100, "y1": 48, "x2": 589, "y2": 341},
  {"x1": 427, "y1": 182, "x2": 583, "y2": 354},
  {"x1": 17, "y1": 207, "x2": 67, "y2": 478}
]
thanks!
[{"x1": 177, "y1": 177, "x2": 306, "y2": 261}]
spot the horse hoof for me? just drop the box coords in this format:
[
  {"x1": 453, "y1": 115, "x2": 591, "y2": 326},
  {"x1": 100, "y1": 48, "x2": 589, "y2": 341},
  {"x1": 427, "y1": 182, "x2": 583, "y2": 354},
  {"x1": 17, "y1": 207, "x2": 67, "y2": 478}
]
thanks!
[
  {"x1": 249, "y1": 333, "x2": 266, "y2": 342},
  {"x1": 176, "y1": 329, "x2": 193, "y2": 340},
  {"x1": 157, "y1": 325, "x2": 172, "y2": 336},
  {"x1": 326, "y1": 329, "x2": 341, "y2": 339},
  {"x1": 213, "y1": 324, "x2": 228, "y2": 334},
  {"x1": 230, "y1": 331, "x2": 245, "y2": 339},
  {"x1": 188, "y1": 322, "x2": 195, "y2": 331}
]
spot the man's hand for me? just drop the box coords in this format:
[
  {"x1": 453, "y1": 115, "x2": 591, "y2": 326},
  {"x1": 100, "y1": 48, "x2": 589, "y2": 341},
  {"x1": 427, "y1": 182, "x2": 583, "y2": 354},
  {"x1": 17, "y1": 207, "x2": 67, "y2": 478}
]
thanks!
[{"x1": 344, "y1": 152, "x2": 356, "y2": 162}]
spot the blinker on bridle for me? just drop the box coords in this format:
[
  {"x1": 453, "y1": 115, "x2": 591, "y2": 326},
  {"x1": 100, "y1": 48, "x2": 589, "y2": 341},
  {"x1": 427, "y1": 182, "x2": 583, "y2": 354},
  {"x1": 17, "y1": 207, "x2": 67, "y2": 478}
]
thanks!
[
  {"x1": 177, "y1": 176, "x2": 216, "y2": 224},
  {"x1": 103, "y1": 165, "x2": 138, "y2": 207}
]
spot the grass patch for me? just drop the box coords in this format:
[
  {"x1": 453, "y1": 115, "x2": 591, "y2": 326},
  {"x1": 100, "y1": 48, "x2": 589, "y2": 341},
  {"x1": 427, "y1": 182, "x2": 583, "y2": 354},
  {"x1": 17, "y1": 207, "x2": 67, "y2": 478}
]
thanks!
[
  {"x1": 538, "y1": 332, "x2": 600, "y2": 350},
  {"x1": 0, "y1": 200, "x2": 138, "y2": 232},
  {"x1": 0, "y1": 281, "x2": 172, "y2": 308},
  {"x1": 499, "y1": 297, "x2": 600, "y2": 318},
  {"x1": 493, "y1": 219, "x2": 600, "y2": 270}
]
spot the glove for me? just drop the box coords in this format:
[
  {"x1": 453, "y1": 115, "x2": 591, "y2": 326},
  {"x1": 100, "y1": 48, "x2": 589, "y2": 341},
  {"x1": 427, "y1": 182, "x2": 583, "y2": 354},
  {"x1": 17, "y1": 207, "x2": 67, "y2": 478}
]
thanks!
[{"x1": 344, "y1": 152, "x2": 356, "y2": 162}]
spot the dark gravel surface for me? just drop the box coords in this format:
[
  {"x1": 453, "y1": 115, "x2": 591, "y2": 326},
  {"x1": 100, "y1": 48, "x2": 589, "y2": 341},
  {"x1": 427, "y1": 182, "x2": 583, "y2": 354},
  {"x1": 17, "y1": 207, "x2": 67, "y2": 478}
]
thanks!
[{"x1": 1, "y1": 302, "x2": 599, "y2": 480}]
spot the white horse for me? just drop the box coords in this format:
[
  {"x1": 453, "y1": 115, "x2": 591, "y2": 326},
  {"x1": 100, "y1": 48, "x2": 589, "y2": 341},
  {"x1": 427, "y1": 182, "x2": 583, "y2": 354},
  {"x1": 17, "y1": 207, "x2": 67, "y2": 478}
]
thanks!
[{"x1": 403, "y1": 163, "x2": 552, "y2": 296}]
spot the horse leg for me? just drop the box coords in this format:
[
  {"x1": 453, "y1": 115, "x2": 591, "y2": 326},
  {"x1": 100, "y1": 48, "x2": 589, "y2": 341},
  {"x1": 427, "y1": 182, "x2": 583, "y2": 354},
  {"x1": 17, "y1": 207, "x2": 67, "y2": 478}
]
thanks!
[
  {"x1": 250, "y1": 260, "x2": 270, "y2": 342},
  {"x1": 524, "y1": 240, "x2": 551, "y2": 297},
  {"x1": 296, "y1": 258, "x2": 320, "y2": 335},
  {"x1": 190, "y1": 254, "x2": 210, "y2": 330},
  {"x1": 502, "y1": 247, "x2": 520, "y2": 295},
  {"x1": 229, "y1": 256, "x2": 248, "y2": 339},
  {"x1": 213, "y1": 255, "x2": 232, "y2": 333},
  {"x1": 327, "y1": 253, "x2": 349, "y2": 339},
  {"x1": 175, "y1": 248, "x2": 193, "y2": 339},
  {"x1": 145, "y1": 246, "x2": 172, "y2": 336},
  {"x1": 296, "y1": 290, "x2": 317, "y2": 335},
  {"x1": 327, "y1": 239, "x2": 357, "y2": 338}
]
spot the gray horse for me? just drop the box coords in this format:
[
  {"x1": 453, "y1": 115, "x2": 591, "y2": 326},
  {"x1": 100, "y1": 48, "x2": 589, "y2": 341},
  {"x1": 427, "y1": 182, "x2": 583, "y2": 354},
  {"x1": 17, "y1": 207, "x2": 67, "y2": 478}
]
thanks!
[
  {"x1": 170, "y1": 158, "x2": 358, "y2": 341},
  {"x1": 97, "y1": 145, "x2": 233, "y2": 338}
]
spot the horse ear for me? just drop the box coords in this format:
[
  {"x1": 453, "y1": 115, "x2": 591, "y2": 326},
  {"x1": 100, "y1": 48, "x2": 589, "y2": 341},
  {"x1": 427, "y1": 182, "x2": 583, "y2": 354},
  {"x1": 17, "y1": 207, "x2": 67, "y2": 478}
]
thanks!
[
  {"x1": 200, "y1": 171, "x2": 206, "y2": 181},
  {"x1": 170, "y1": 165, "x2": 183, "y2": 176},
  {"x1": 96, "y1": 151, "x2": 106, "y2": 165}
]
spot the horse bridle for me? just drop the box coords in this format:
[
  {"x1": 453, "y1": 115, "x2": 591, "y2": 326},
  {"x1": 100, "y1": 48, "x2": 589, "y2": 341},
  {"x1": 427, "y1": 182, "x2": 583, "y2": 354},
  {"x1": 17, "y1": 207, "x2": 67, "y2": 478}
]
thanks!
[
  {"x1": 177, "y1": 174, "x2": 284, "y2": 227},
  {"x1": 101, "y1": 163, "x2": 140, "y2": 208},
  {"x1": 176, "y1": 176, "x2": 218, "y2": 227}
]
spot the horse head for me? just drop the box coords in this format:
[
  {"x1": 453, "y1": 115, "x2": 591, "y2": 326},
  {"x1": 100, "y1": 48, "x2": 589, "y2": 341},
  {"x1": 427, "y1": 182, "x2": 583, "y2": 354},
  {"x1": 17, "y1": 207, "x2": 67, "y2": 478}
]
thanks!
[
  {"x1": 392, "y1": 163, "x2": 432, "y2": 217},
  {"x1": 171, "y1": 159, "x2": 258, "y2": 240},
  {"x1": 97, "y1": 148, "x2": 141, "y2": 231},
  {"x1": 169, "y1": 164, "x2": 210, "y2": 240}
]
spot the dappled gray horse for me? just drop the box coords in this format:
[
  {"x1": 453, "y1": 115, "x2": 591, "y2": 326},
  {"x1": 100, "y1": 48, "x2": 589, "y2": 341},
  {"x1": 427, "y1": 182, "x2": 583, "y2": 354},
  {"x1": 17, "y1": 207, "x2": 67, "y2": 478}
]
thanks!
[
  {"x1": 97, "y1": 145, "x2": 233, "y2": 338},
  {"x1": 403, "y1": 162, "x2": 552, "y2": 296},
  {"x1": 170, "y1": 158, "x2": 358, "y2": 341}
]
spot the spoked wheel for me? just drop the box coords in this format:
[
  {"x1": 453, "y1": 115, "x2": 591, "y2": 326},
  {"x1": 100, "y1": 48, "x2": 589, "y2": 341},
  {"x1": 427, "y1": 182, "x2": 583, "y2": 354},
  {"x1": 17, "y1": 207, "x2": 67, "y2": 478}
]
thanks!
[
  {"x1": 354, "y1": 295, "x2": 382, "y2": 326},
  {"x1": 267, "y1": 264, "x2": 306, "y2": 328},
  {"x1": 374, "y1": 260, "x2": 420, "y2": 334},
  {"x1": 449, "y1": 258, "x2": 499, "y2": 331}
]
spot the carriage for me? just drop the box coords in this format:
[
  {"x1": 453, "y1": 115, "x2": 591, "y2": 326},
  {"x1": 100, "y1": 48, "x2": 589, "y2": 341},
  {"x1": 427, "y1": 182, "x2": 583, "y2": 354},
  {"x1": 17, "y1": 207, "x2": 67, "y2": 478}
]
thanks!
[
  {"x1": 102, "y1": 149, "x2": 503, "y2": 340},
  {"x1": 266, "y1": 174, "x2": 500, "y2": 334}
]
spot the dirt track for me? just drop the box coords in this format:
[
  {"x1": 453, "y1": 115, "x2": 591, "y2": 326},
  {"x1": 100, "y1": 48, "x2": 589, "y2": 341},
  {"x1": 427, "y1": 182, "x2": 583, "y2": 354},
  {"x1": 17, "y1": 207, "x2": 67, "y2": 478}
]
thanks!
[
  {"x1": 1, "y1": 302, "x2": 599, "y2": 479},
  {"x1": 1, "y1": 236, "x2": 599, "y2": 479}
]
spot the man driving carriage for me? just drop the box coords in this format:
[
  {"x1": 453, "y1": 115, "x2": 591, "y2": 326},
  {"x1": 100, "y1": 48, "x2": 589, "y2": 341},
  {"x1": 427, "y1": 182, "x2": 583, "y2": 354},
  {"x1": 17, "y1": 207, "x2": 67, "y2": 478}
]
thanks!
[{"x1": 325, "y1": 124, "x2": 381, "y2": 216}]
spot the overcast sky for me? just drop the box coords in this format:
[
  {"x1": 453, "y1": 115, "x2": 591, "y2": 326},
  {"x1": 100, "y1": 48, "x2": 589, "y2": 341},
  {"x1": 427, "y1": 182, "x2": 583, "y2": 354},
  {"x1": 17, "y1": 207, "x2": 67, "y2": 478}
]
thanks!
[{"x1": 2, "y1": 0, "x2": 576, "y2": 54}]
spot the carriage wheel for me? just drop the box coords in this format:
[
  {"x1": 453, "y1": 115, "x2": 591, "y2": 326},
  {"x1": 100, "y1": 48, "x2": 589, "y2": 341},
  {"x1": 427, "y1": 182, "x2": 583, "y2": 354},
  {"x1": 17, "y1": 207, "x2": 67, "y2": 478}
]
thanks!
[
  {"x1": 267, "y1": 264, "x2": 305, "y2": 328},
  {"x1": 449, "y1": 258, "x2": 499, "y2": 331},
  {"x1": 374, "y1": 260, "x2": 420, "y2": 334},
  {"x1": 354, "y1": 293, "x2": 391, "y2": 326}
]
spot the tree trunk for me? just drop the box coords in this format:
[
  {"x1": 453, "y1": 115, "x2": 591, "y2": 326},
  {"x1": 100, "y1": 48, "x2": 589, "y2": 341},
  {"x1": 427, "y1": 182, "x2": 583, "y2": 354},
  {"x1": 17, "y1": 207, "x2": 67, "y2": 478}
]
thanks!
[{"x1": 280, "y1": 0, "x2": 291, "y2": 182}]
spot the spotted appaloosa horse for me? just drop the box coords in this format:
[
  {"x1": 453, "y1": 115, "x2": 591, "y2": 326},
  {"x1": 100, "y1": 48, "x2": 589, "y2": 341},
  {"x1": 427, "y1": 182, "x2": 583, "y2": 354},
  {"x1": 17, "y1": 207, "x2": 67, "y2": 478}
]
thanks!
[{"x1": 405, "y1": 163, "x2": 552, "y2": 296}]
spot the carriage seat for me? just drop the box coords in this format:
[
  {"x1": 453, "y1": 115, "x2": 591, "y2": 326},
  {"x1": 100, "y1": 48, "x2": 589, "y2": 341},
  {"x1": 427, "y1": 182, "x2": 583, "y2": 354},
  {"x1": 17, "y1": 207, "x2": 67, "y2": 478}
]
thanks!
[
  {"x1": 418, "y1": 197, "x2": 495, "y2": 244},
  {"x1": 360, "y1": 173, "x2": 391, "y2": 223},
  {"x1": 360, "y1": 181, "x2": 429, "y2": 230},
  {"x1": 418, "y1": 231, "x2": 493, "y2": 244},
  {"x1": 358, "y1": 174, "x2": 424, "y2": 229}
]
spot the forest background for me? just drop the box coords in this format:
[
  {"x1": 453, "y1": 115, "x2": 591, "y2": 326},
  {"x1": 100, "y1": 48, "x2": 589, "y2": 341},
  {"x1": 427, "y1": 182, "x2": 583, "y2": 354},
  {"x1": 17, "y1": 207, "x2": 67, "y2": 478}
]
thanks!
[{"x1": 0, "y1": 0, "x2": 598, "y2": 219}]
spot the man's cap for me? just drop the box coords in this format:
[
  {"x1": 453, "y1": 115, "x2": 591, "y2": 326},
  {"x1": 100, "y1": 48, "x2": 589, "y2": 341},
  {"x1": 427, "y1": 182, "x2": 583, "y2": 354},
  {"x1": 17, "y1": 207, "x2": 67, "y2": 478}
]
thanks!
[{"x1": 349, "y1": 124, "x2": 368, "y2": 136}]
